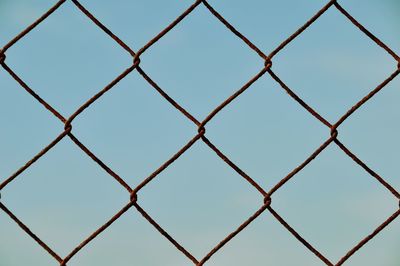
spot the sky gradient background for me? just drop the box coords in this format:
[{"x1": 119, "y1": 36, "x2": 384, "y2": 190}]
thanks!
[{"x1": 0, "y1": 0, "x2": 400, "y2": 265}]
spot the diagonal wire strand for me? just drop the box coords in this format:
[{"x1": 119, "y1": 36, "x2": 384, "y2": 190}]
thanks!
[{"x1": 0, "y1": 0, "x2": 399, "y2": 265}]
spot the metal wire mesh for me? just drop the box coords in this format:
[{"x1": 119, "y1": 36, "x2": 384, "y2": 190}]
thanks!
[{"x1": 1, "y1": 0, "x2": 400, "y2": 265}]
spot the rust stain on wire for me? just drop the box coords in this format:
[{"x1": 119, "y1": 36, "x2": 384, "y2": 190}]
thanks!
[{"x1": 1, "y1": 0, "x2": 400, "y2": 265}]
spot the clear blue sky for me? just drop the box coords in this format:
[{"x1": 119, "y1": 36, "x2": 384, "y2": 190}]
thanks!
[{"x1": 1, "y1": 0, "x2": 399, "y2": 265}]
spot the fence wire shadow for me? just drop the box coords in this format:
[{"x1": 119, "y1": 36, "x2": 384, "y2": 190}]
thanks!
[{"x1": 1, "y1": 0, "x2": 400, "y2": 265}]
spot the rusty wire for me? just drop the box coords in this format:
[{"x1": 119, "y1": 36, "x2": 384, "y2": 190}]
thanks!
[{"x1": 1, "y1": 0, "x2": 400, "y2": 265}]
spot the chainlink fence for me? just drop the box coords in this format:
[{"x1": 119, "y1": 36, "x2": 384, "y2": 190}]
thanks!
[{"x1": 1, "y1": 0, "x2": 400, "y2": 265}]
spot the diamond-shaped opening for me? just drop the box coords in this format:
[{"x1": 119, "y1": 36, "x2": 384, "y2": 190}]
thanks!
[
  {"x1": 4, "y1": 0, "x2": 131, "y2": 115},
  {"x1": 1, "y1": 137, "x2": 128, "y2": 256},
  {"x1": 72, "y1": 72, "x2": 195, "y2": 189},
  {"x1": 204, "y1": 0, "x2": 330, "y2": 52},
  {"x1": 202, "y1": 214, "x2": 328, "y2": 266},
  {"x1": 271, "y1": 6, "x2": 397, "y2": 122},
  {"x1": 71, "y1": 0, "x2": 195, "y2": 50},
  {"x1": 138, "y1": 140, "x2": 263, "y2": 258},
  {"x1": 64, "y1": 210, "x2": 192, "y2": 266},
  {"x1": 339, "y1": 77, "x2": 400, "y2": 191},
  {"x1": 206, "y1": 75, "x2": 327, "y2": 191},
  {"x1": 335, "y1": 0, "x2": 400, "y2": 55},
  {"x1": 0, "y1": 70, "x2": 60, "y2": 180},
  {"x1": 0, "y1": 0, "x2": 58, "y2": 43},
  {"x1": 0, "y1": 214, "x2": 58, "y2": 266},
  {"x1": 137, "y1": 3, "x2": 263, "y2": 119},
  {"x1": 271, "y1": 143, "x2": 399, "y2": 261}
]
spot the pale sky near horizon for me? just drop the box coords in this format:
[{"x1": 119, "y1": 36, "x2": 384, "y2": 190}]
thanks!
[{"x1": 1, "y1": 0, "x2": 400, "y2": 265}]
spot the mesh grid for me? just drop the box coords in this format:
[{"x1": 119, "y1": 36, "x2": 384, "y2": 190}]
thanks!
[{"x1": 1, "y1": 1, "x2": 400, "y2": 265}]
